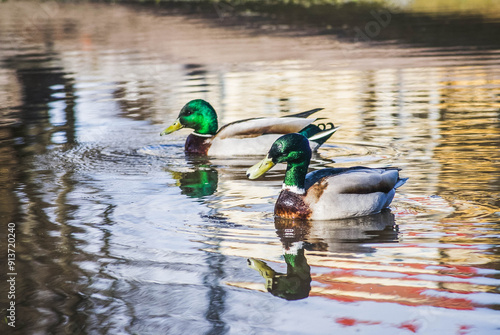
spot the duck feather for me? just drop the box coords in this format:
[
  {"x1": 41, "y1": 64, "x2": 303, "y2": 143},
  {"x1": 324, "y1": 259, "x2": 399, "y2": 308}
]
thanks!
[
  {"x1": 216, "y1": 117, "x2": 316, "y2": 139},
  {"x1": 305, "y1": 167, "x2": 405, "y2": 194}
]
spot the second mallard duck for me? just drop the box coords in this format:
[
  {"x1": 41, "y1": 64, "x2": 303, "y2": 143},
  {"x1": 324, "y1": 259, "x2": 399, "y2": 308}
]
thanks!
[
  {"x1": 160, "y1": 99, "x2": 338, "y2": 156},
  {"x1": 247, "y1": 133, "x2": 407, "y2": 220}
]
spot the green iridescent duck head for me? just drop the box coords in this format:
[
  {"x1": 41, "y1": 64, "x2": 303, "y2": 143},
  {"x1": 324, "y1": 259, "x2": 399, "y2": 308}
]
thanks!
[
  {"x1": 161, "y1": 99, "x2": 219, "y2": 136},
  {"x1": 247, "y1": 133, "x2": 312, "y2": 190}
]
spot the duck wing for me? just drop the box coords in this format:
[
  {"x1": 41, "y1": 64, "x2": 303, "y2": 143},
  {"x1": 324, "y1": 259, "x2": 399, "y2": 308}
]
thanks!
[
  {"x1": 215, "y1": 108, "x2": 324, "y2": 140},
  {"x1": 216, "y1": 117, "x2": 317, "y2": 140},
  {"x1": 305, "y1": 167, "x2": 407, "y2": 194}
]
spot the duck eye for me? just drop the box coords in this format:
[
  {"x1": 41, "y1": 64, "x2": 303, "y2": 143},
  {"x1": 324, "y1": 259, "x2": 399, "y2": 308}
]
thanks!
[{"x1": 184, "y1": 109, "x2": 193, "y2": 116}]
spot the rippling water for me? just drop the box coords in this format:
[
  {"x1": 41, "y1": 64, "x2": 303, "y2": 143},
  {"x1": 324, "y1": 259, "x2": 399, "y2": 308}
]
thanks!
[{"x1": 0, "y1": 1, "x2": 500, "y2": 334}]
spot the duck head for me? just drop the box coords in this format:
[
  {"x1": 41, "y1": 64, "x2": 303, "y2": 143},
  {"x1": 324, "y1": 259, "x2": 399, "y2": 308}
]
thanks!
[
  {"x1": 161, "y1": 99, "x2": 219, "y2": 136},
  {"x1": 247, "y1": 133, "x2": 312, "y2": 191}
]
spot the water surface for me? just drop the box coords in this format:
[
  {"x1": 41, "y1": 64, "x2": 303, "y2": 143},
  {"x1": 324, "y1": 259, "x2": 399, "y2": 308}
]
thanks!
[{"x1": 0, "y1": 2, "x2": 499, "y2": 334}]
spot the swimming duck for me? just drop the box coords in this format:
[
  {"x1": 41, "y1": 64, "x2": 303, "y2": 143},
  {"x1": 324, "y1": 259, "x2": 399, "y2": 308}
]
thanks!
[
  {"x1": 160, "y1": 99, "x2": 338, "y2": 156},
  {"x1": 247, "y1": 133, "x2": 407, "y2": 220}
]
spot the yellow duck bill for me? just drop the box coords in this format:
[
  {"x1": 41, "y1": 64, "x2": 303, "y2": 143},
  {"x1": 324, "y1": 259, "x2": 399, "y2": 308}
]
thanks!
[
  {"x1": 160, "y1": 119, "x2": 184, "y2": 136},
  {"x1": 247, "y1": 258, "x2": 276, "y2": 278},
  {"x1": 246, "y1": 156, "x2": 275, "y2": 179}
]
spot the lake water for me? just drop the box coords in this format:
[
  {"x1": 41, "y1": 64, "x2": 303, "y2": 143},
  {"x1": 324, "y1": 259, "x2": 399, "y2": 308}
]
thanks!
[{"x1": 0, "y1": 1, "x2": 500, "y2": 334}]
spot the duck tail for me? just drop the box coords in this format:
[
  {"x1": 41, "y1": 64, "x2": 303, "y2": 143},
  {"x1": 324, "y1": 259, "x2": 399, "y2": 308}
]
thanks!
[
  {"x1": 284, "y1": 108, "x2": 324, "y2": 119},
  {"x1": 394, "y1": 177, "x2": 409, "y2": 189},
  {"x1": 300, "y1": 123, "x2": 340, "y2": 149}
]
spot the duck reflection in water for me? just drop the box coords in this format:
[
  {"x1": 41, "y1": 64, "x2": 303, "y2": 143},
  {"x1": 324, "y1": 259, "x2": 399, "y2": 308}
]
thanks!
[
  {"x1": 166, "y1": 157, "x2": 218, "y2": 198},
  {"x1": 248, "y1": 245, "x2": 311, "y2": 301},
  {"x1": 248, "y1": 210, "x2": 397, "y2": 300}
]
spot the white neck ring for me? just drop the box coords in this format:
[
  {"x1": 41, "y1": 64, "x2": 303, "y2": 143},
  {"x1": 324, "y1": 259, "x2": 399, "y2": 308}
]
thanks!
[{"x1": 282, "y1": 184, "x2": 305, "y2": 195}]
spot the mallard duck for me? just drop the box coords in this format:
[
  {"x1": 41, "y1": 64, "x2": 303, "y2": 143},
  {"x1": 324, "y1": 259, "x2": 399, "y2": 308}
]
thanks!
[
  {"x1": 160, "y1": 99, "x2": 338, "y2": 156},
  {"x1": 247, "y1": 133, "x2": 407, "y2": 220}
]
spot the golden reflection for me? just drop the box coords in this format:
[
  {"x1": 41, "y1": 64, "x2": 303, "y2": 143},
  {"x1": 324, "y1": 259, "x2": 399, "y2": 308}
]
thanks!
[{"x1": 430, "y1": 66, "x2": 500, "y2": 219}]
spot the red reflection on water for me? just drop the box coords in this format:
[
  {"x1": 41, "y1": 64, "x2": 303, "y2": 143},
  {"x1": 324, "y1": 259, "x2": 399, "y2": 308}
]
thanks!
[
  {"x1": 458, "y1": 325, "x2": 473, "y2": 335},
  {"x1": 397, "y1": 320, "x2": 420, "y2": 333},
  {"x1": 312, "y1": 281, "x2": 475, "y2": 310},
  {"x1": 336, "y1": 317, "x2": 381, "y2": 327},
  {"x1": 310, "y1": 258, "x2": 489, "y2": 310},
  {"x1": 336, "y1": 317, "x2": 422, "y2": 333}
]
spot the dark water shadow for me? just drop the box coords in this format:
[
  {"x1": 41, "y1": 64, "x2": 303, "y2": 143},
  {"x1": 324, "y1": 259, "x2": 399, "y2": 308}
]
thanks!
[
  {"x1": 0, "y1": 48, "x2": 91, "y2": 333},
  {"x1": 119, "y1": 0, "x2": 500, "y2": 49}
]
